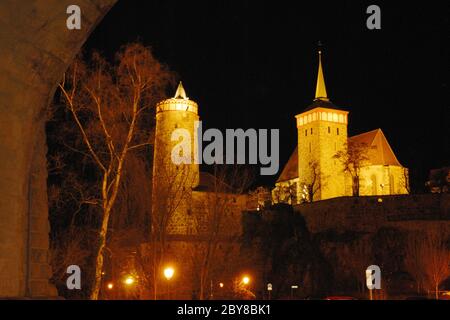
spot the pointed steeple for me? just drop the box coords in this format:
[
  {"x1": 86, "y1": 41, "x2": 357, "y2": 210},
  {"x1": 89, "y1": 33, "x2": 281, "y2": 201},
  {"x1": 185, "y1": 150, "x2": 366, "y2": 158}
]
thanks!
[
  {"x1": 315, "y1": 50, "x2": 329, "y2": 101},
  {"x1": 174, "y1": 81, "x2": 188, "y2": 100}
]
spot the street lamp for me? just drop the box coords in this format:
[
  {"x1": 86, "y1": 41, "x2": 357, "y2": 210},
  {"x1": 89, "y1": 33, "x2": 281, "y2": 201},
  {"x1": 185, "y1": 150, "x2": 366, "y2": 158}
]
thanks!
[
  {"x1": 164, "y1": 267, "x2": 175, "y2": 280},
  {"x1": 267, "y1": 283, "x2": 272, "y2": 300},
  {"x1": 164, "y1": 266, "x2": 175, "y2": 299},
  {"x1": 242, "y1": 276, "x2": 250, "y2": 285},
  {"x1": 124, "y1": 276, "x2": 135, "y2": 286},
  {"x1": 291, "y1": 285, "x2": 298, "y2": 299},
  {"x1": 107, "y1": 282, "x2": 114, "y2": 290}
]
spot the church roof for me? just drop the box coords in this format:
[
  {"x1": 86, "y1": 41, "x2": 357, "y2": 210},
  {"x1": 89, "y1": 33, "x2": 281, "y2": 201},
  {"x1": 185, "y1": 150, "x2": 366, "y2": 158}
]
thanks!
[
  {"x1": 348, "y1": 129, "x2": 403, "y2": 166},
  {"x1": 276, "y1": 129, "x2": 403, "y2": 183},
  {"x1": 302, "y1": 99, "x2": 345, "y2": 112},
  {"x1": 276, "y1": 147, "x2": 298, "y2": 183}
]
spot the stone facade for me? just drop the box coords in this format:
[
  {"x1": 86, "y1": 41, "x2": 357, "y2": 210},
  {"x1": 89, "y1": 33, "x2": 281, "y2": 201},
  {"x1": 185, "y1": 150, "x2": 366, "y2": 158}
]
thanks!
[
  {"x1": 296, "y1": 193, "x2": 450, "y2": 234},
  {"x1": 359, "y1": 165, "x2": 409, "y2": 196},
  {"x1": 296, "y1": 106, "x2": 349, "y2": 200},
  {"x1": 0, "y1": 0, "x2": 116, "y2": 298}
]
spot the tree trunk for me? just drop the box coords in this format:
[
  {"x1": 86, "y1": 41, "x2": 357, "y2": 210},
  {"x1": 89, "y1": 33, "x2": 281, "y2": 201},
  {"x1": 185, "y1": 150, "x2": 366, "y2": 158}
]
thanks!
[
  {"x1": 435, "y1": 283, "x2": 439, "y2": 300},
  {"x1": 152, "y1": 238, "x2": 157, "y2": 300},
  {"x1": 353, "y1": 176, "x2": 360, "y2": 196},
  {"x1": 90, "y1": 207, "x2": 111, "y2": 300}
]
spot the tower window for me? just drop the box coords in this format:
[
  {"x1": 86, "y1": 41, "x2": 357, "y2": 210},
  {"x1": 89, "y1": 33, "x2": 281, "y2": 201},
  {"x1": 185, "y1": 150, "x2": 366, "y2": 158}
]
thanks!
[
  {"x1": 309, "y1": 142, "x2": 311, "y2": 153},
  {"x1": 337, "y1": 128, "x2": 340, "y2": 135},
  {"x1": 328, "y1": 127, "x2": 331, "y2": 133},
  {"x1": 310, "y1": 128, "x2": 313, "y2": 135},
  {"x1": 305, "y1": 129, "x2": 307, "y2": 137}
]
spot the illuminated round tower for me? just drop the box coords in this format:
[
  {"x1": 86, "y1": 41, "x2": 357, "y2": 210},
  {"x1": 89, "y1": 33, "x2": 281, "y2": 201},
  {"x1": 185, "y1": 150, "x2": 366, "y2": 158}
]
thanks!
[{"x1": 152, "y1": 82, "x2": 200, "y2": 234}]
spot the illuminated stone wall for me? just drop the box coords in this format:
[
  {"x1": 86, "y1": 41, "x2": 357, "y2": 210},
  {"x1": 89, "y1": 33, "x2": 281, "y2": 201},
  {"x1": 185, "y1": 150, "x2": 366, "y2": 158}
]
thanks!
[
  {"x1": 0, "y1": 0, "x2": 116, "y2": 298},
  {"x1": 359, "y1": 165, "x2": 409, "y2": 196},
  {"x1": 296, "y1": 193, "x2": 450, "y2": 234}
]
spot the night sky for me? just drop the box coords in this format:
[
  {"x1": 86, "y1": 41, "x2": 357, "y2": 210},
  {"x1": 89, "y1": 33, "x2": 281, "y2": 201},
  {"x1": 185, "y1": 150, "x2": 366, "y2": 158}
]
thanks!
[{"x1": 84, "y1": 0, "x2": 449, "y2": 190}]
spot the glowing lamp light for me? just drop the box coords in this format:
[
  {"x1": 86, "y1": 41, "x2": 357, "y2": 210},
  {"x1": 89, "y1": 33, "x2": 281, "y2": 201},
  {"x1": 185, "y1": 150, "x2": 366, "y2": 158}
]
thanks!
[
  {"x1": 219, "y1": 282, "x2": 224, "y2": 288},
  {"x1": 124, "y1": 276, "x2": 135, "y2": 285},
  {"x1": 107, "y1": 282, "x2": 114, "y2": 290},
  {"x1": 242, "y1": 276, "x2": 250, "y2": 285},
  {"x1": 164, "y1": 267, "x2": 175, "y2": 280}
]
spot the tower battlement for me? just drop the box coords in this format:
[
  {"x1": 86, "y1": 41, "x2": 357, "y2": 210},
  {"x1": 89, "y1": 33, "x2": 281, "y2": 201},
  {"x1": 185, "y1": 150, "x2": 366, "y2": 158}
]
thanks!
[
  {"x1": 156, "y1": 98, "x2": 198, "y2": 114},
  {"x1": 296, "y1": 107, "x2": 348, "y2": 127}
]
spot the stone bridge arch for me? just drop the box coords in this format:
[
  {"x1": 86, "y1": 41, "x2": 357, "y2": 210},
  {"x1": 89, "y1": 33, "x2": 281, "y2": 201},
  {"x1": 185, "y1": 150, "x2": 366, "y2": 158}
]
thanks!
[{"x1": 0, "y1": 0, "x2": 116, "y2": 298}]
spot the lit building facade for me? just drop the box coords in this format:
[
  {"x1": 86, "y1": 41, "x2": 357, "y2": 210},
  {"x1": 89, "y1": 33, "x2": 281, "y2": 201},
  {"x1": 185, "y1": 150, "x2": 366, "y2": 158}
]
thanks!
[{"x1": 274, "y1": 51, "x2": 409, "y2": 203}]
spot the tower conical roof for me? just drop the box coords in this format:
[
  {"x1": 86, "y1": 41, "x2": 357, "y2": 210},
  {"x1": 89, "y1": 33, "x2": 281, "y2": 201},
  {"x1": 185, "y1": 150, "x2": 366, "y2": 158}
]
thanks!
[
  {"x1": 174, "y1": 81, "x2": 188, "y2": 99},
  {"x1": 315, "y1": 50, "x2": 329, "y2": 101}
]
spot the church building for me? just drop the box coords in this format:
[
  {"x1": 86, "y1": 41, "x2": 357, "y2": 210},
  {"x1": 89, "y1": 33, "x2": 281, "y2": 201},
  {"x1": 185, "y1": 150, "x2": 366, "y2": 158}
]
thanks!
[{"x1": 273, "y1": 51, "x2": 409, "y2": 203}]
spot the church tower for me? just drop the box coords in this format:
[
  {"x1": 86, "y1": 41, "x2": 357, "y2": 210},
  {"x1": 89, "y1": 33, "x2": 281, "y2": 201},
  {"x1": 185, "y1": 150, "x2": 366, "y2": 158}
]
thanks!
[
  {"x1": 295, "y1": 50, "x2": 349, "y2": 200},
  {"x1": 152, "y1": 82, "x2": 200, "y2": 234}
]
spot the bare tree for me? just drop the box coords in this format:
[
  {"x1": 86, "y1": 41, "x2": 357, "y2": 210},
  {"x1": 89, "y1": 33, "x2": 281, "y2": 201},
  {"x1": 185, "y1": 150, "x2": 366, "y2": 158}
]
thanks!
[
  {"x1": 333, "y1": 141, "x2": 370, "y2": 196},
  {"x1": 405, "y1": 228, "x2": 450, "y2": 299},
  {"x1": 301, "y1": 160, "x2": 323, "y2": 202},
  {"x1": 404, "y1": 233, "x2": 426, "y2": 294},
  {"x1": 334, "y1": 238, "x2": 373, "y2": 296},
  {"x1": 191, "y1": 166, "x2": 252, "y2": 300},
  {"x1": 57, "y1": 43, "x2": 173, "y2": 299},
  {"x1": 421, "y1": 228, "x2": 450, "y2": 299},
  {"x1": 50, "y1": 226, "x2": 93, "y2": 298},
  {"x1": 426, "y1": 168, "x2": 449, "y2": 193},
  {"x1": 272, "y1": 182, "x2": 298, "y2": 205},
  {"x1": 149, "y1": 145, "x2": 198, "y2": 299},
  {"x1": 272, "y1": 182, "x2": 297, "y2": 205}
]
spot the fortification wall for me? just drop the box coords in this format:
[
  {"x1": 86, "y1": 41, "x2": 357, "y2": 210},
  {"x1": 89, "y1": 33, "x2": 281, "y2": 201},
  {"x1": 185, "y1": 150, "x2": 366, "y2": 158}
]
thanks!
[{"x1": 295, "y1": 194, "x2": 450, "y2": 234}]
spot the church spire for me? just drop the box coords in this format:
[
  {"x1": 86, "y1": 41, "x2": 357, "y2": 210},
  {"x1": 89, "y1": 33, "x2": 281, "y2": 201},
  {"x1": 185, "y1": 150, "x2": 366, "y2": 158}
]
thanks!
[
  {"x1": 174, "y1": 81, "x2": 188, "y2": 100},
  {"x1": 315, "y1": 49, "x2": 329, "y2": 101}
]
